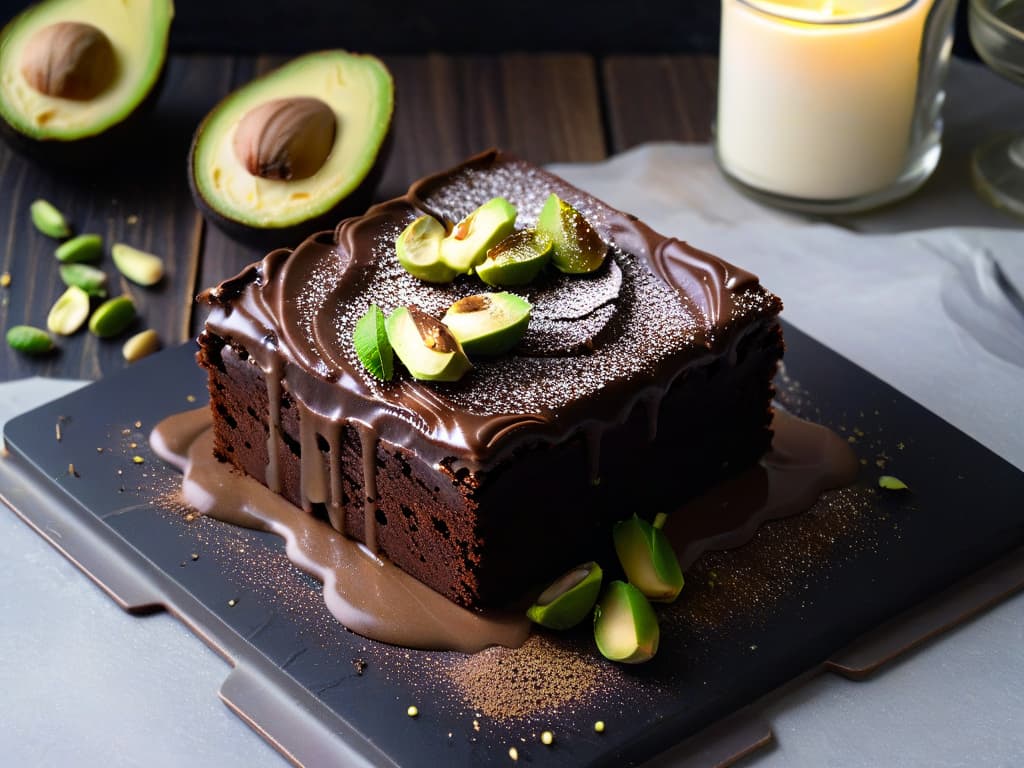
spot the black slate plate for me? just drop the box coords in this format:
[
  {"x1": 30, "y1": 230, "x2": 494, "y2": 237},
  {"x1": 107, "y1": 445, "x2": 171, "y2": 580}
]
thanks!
[{"x1": 3, "y1": 321, "x2": 1024, "y2": 768}]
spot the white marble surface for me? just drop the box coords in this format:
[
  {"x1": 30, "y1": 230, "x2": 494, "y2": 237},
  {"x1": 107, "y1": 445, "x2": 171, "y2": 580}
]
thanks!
[{"x1": 2, "y1": 59, "x2": 1023, "y2": 767}]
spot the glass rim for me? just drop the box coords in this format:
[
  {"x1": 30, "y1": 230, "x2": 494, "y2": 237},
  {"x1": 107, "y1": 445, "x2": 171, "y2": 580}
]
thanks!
[
  {"x1": 969, "y1": 0, "x2": 1024, "y2": 44},
  {"x1": 736, "y1": 0, "x2": 919, "y2": 25}
]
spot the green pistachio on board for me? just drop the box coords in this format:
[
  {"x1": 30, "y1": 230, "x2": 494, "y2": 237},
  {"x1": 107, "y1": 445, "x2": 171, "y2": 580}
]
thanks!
[
  {"x1": 46, "y1": 285, "x2": 91, "y2": 335},
  {"x1": 476, "y1": 228, "x2": 553, "y2": 287},
  {"x1": 30, "y1": 199, "x2": 71, "y2": 239},
  {"x1": 385, "y1": 305, "x2": 471, "y2": 382},
  {"x1": 6, "y1": 324, "x2": 55, "y2": 355},
  {"x1": 536, "y1": 193, "x2": 607, "y2": 274},
  {"x1": 439, "y1": 197, "x2": 517, "y2": 274},
  {"x1": 440, "y1": 292, "x2": 531, "y2": 356},
  {"x1": 55, "y1": 233, "x2": 102, "y2": 264},
  {"x1": 526, "y1": 561, "x2": 603, "y2": 630},
  {"x1": 395, "y1": 215, "x2": 456, "y2": 283},
  {"x1": 122, "y1": 329, "x2": 161, "y2": 362},
  {"x1": 593, "y1": 580, "x2": 660, "y2": 664},
  {"x1": 59, "y1": 263, "x2": 107, "y2": 297},
  {"x1": 878, "y1": 475, "x2": 909, "y2": 491},
  {"x1": 88, "y1": 295, "x2": 135, "y2": 338},
  {"x1": 112, "y1": 243, "x2": 164, "y2": 286},
  {"x1": 612, "y1": 513, "x2": 684, "y2": 603},
  {"x1": 353, "y1": 304, "x2": 394, "y2": 381}
]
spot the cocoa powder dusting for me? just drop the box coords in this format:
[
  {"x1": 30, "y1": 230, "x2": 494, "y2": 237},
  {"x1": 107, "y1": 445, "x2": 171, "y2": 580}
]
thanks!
[{"x1": 447, "y1": 635, "x2": 614, "y2": 720}]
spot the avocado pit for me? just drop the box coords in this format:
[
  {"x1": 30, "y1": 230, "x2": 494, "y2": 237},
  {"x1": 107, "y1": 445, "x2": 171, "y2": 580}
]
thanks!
[
  {"x1": 232, "y1": 96, "x2": 336, "y2": 181},
  {"x1": 20, "y1": 21, "x2": 116, "y2": 101}
]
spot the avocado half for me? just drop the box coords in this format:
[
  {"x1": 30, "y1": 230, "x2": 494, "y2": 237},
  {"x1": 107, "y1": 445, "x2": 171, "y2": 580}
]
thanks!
[
  {"x1": 0, "y1": 0, "x2": 173, "y2": 164},
  {"x1": 188, "y1": 51, "x2": 394, "y2": 248}
]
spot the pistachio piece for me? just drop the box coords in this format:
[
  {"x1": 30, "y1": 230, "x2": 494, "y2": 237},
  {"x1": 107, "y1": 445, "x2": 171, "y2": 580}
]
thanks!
[
  {"x1": 122, "y1": 329, "x2": 161, "y2": 363},
  {"x1": 476, "y1": 228, "x2": 553, "y2": 287},
  {"x1": 55, "y1": 233, "x2": 102, "y2": 264},
  {"x1": 441, "y1": 292, "x2": 531, "y2": 356},
  {"x1": 439, "y1": 197, "x2": 517, "y2": 274},
  {"x1": 613, "y1": 513, "x2": 684, "y2": 603},
  {"x1": 879, "y1": 475, "x2": 910, "y2": 491},
  {"x1": 352, "y1": 304, "x2": 394, "y2": 381},
  {"x1": 47, "y1": 285, "x2": 91, "y2": 336},
  {"x1": 385, "y1": 305, "x2": 471, "y2": 382},
  {"x1": 396, "y1": 215, "x2": 456, "y2": 283},
  {"x1": 30, "y1": 199, "x2": 71, "y2": 239},
  {"x1": 526, "y1": 562, "x2": 603, "y2": 630},
  {"x1": 593, "y1": 581, "x2": 659, "y2": 664},
  {"x1": 111, "y1": 243, "x2": 164, "y2": 286},
  {"x1": 20, "y1": 21, "x2": 116, "y2": 100},
  {"x1": 233, "y1": 97, "x2": 337, "y2": 181},
  {"x1": 537, "y1": 193, "x2": 607, "y2": 274},
  {"x1": 59, "y1": 263, "x2": 108, "y2": 297},
  {"x1": 6, "y1": 324, "x2": 55, "y2": 355},
  {"x1": 88, "y1": 295, "x2": 135, "y2": 338}
]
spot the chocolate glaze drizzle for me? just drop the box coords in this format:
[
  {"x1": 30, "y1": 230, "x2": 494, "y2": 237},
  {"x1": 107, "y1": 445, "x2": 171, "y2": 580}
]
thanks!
[{"x1": 151, "y1": 407, "x2": 857, "y2": 652}]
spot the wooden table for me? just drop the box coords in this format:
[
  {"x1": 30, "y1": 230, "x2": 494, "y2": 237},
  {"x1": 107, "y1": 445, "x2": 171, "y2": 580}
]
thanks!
[{"x1": 0, "y1": 53, "x2": 716, "y2": 382}]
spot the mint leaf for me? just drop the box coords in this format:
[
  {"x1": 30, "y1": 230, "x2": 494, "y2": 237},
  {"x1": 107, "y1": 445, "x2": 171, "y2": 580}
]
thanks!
[{"x1": 353, "y1": 304, "x2": 394, "y2": 381}]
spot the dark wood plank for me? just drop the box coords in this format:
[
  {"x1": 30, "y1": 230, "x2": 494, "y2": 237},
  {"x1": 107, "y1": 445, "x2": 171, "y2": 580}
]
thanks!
[
  {"x1": 602, "y1": 55, "x2": 718, "y2": 151},
  {"x1": 193, "y1": 53, "x2": 607, "y2": 332},
  {"x1": 0, "y1": 55, "x2": 235, "y2": 382},
  {"x1": 378, "y1": 54, "x2": 606, "y2": 200}
]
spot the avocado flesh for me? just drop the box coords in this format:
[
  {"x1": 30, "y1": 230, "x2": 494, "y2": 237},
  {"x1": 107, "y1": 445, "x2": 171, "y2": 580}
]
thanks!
[
  {"x1": 192, "y1": 51, "x2": 393, "y2": 230},
  {"x1": 385, "y1": 306, "x2": 472, "y2": 382},
  {"x1": 441, "y1": 292, "x2": 531, "y2": 356},
  {"x1": 439, "y1": 197, "x2": 517, "y2": 274},
  {"x1": 0, "y1": 0, "x2": 173, "y2": 141}
]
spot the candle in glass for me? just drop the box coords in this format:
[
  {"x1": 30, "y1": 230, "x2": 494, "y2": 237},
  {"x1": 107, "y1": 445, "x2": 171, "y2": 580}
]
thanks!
[{"x1": 716, "y1": 0, "x2": 956, "y2": 213}]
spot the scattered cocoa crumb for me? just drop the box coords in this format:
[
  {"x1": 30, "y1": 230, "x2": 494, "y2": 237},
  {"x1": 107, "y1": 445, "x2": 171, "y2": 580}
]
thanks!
[{"x1": 353, "y1": 658, "x2": 367, "y2": 676}]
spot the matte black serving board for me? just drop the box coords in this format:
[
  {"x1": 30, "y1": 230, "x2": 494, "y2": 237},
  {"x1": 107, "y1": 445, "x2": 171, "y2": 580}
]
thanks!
[{"x1": 4, "y1": 321, "x2": 1024, "y2": 768}]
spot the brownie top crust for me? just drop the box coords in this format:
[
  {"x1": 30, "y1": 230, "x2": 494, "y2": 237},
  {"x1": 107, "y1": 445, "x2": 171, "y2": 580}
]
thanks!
[{"x1": 201, "y1": 150, "x2": 782, "y2": 469}]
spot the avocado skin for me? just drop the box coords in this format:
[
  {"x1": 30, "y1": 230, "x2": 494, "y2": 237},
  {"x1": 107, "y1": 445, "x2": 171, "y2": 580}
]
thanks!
[
  {"x1": 187, "y1": 125, "x2": 393, "y2": 250},
  {"x1": 0, "y1": 66, "x2": 168, "y2": 170}
]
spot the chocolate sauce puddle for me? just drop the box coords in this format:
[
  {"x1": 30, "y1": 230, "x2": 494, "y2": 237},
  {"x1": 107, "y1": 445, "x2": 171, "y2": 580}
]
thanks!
[
  {"x1": 151, "y1": 406, "x2": 855, "y2": 654},
  {"x1": 151, "y1": 408, "x2": 530, "y2": 653}
]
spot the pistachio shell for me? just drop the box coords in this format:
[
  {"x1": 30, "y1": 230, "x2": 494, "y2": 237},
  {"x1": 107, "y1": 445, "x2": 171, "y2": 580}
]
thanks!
[
  {"x1": 593, "y1": 581, "x2": 659, "y2": 664},
  {"x1": 47, "y1": 285, "x2": 91, "y2": 335},
  {"x1": 612, "y1": 514, "x2": 684, "y2": 603},
  {"x1": 111, "y1": 243, "x2": 165, "y2": 286},
  {"x1": 526, "y1": 562, "x2": 603, "y2": 630}
]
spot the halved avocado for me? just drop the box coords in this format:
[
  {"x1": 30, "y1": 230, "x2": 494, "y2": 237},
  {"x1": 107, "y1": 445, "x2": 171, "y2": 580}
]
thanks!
[
  {"x1": 189, "y1": 51, "x2": 394, "y2": 248},
  {"x1": 0, "y1": 0, "x2": 173, "y2": 163}
]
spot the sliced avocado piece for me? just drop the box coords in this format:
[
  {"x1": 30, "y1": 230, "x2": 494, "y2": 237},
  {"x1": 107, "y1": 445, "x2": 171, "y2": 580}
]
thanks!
[
  {"x1": 526, "y1": 562, "x2": 603, "y2": 630},
  {"x1": 593, "y1": 581, "x2": 660, "y2": 664},
  {"x1": 396, "y1": 215, "x2": 456, "y2": 283},
  {"x1": 476, "y1": 228, "x2": 552, "y2": 287},
  {"x1": 441, "y1": 292, "x2": 531, "y2": 356},
  {"x1": 385, "y1": 305, "x2": 471, "y2": 382},
  {"x1": 189, "y1": 51, "x2": 394, "y2": 245},
  {"x1": 612, "y1": 513, "x2": 684, "y2": 603},
  {"x1": 537, "y1": 193, "x2": 607, "y2": 274},
  {"x1": 0, "y1": 0, "x2": 173, "y2": 145},
  {"x1": 439, "y1": 197, "x2": 517, "y2": 274}
]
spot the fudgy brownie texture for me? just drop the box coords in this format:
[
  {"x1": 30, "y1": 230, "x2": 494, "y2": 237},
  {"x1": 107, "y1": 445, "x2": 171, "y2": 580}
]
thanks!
[{"x1": 196, "y1": 150, "x2": 784, "y2": 610}]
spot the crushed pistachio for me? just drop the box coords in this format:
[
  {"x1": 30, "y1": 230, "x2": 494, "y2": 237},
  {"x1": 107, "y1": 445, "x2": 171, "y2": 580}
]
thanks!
[
  {"x1": 0, "y1": 272, "x2": 10, "y2": 287},
  {"x1": 594, "y1": 721, "x2": 605, "y2": 734},
  {"x1": 540, "y1": 730, "x2": 554, "y2": 746},
  {"x1": 406, "y1": 705, "x2": 419, "y2": 718},
  {"x1": 132, "y1": 456, "x2": 144, "y2": 464},
  {"x1": 508, "y1": 746, "x2": 519, "y2": 761},
  {"x1": 879, "y1": 475, "x2": 909, "y2": 491}
]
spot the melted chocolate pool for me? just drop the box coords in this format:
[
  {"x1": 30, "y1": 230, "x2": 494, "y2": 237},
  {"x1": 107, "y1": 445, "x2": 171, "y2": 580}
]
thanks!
[{"x1": 151, "y1": 407, "x2": 856, "y2": 653}]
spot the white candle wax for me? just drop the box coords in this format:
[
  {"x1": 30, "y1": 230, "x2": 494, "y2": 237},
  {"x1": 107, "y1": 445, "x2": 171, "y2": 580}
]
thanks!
[{"x1": 717, "y1": 0, "x2": 933, "y2": 201}]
